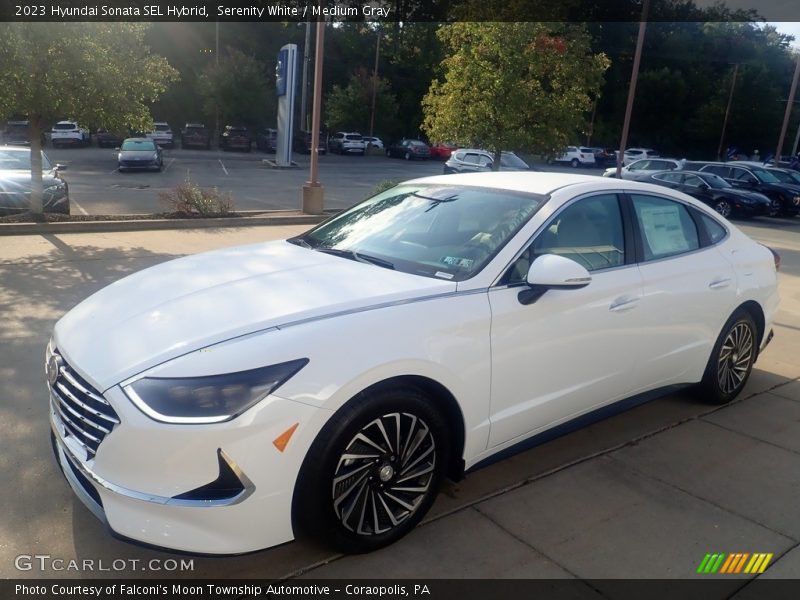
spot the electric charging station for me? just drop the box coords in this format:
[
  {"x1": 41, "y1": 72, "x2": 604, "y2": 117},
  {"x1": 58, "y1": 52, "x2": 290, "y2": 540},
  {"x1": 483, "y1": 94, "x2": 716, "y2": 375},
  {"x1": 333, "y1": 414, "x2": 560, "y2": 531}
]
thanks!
[{"x1": 275, "y1": 44, "x2": 297, "y2": 167}]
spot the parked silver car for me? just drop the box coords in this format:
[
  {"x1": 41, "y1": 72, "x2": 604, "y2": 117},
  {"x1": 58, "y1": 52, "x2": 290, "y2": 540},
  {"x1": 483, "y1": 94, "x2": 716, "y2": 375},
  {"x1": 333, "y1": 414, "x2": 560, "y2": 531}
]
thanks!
[{"x1": 444, "y1": 149, "x2": 531, "y2": 174}]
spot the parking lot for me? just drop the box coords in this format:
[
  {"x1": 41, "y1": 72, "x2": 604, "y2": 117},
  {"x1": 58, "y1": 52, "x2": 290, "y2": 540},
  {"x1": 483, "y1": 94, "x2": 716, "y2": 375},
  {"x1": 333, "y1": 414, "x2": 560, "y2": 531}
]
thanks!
[
  {"x1": 45, "y1": 146, "x2": 452, "y2": 215},
  {"x1": 1, "y1": 215, "x2": 799, "y2": 589}
]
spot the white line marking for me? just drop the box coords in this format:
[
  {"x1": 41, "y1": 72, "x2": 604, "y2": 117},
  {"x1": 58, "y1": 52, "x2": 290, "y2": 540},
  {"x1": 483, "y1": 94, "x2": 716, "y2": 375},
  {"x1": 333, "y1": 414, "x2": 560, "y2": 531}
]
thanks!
[
  {"x1": 70, "y1": 199, "x2": 89, "y2": 216},
  {"x1": 109, "y1": 168, "x2": 119, "y2": 174},
  {"x1": 163, "y1": 158, "x2": 175, "y2": 173},
  {"x1": 218, "y1": 159, "x2": 229, "y2": 175}
]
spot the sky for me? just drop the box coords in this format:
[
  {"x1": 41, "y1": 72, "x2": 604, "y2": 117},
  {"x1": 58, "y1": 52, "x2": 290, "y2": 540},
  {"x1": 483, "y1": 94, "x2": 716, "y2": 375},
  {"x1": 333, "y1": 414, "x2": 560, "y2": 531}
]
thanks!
[{"x1": 767, "y1": 22, "x2": 800, "y2": 48}]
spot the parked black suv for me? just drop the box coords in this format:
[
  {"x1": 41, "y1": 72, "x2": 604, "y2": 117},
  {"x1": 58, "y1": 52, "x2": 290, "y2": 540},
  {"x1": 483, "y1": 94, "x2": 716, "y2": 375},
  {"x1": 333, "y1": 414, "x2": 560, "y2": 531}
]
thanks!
[
  {"x1": 693, "y1": 162, "x2": 800, "y2": 217},
  {"x1": 293, "y1": 130, "x2": 327, "y2": 154},
  {"x1": 181, "y1": 123, "x2": 210, "y2": 150}
]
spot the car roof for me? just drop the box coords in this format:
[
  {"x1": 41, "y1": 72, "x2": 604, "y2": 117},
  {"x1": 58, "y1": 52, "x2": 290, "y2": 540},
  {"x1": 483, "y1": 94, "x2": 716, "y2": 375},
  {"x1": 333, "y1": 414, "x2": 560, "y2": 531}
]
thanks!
[{"x1": 404, "y1": 171, "x2": 619, "y2": 195}]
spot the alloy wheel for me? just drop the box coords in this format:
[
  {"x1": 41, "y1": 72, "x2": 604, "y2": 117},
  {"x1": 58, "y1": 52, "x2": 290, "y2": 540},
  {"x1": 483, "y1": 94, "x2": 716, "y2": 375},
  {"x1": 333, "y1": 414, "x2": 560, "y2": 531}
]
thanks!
[
  {"x1": 331, "y1": 412, "x2": 435, "y2": 536},
  {"x1": 717, "y1": 322, "x2": 753, "y2": 395},
  {"x1": 769, "y1": 199, "x2": 781, "y2": 217},
  {"x1": 714, "y1": 199, "x2": 732, "y2": 218}
]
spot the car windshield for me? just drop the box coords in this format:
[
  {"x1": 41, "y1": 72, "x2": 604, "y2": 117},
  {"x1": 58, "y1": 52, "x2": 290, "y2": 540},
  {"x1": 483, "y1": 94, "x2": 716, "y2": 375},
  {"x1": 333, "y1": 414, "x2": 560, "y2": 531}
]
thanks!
[
  {"x1": 701, "y1": 173, "x2": 731, "y2": 189},
  {"x1": 751, "y1": 168, "x2": 780, "y2": 183},
  {"x1": 767, "y1": 169, "x2": 798, "y2": 184},
  {"x1": 121, "y1": 139, "x2": 156, "y2": 151},
  {"x1": 155, "y1": 124, "x2": 170, "y2": 131},
  {"x1": 501, "y1": 153, "x2": 529, "y2": 169},
  {"x1": 0, "y1": 149, "x2": 51, "y2": 170},
  {"x1": 290, "y1": 185, "x2": 546, "y2": 281}
]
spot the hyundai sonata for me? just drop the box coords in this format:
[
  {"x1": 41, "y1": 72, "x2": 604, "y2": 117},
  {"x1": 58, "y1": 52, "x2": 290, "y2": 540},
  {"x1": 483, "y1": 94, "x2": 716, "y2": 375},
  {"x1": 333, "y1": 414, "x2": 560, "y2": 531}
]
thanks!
[{"x1": 47, "y1": 172, "x2": 779, "y2": 554}]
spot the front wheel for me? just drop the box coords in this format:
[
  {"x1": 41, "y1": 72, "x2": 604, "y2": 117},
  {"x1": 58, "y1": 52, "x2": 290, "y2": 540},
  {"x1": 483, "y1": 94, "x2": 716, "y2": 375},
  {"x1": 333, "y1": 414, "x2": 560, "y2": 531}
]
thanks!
[
  {"x1": 768, "y1": 198, "x2": 781, "y2": 217},
  {"x1": 696, "y1": 309, "x2": 757, "y2": 404},
  {"x1": 713, "y1": 199, "x2": 733, "y2": 219},
  {"x1": 570, "y1": 158, "x2": 579, "y2": 168},
  {"x1": 293, "y1": 387, "x2": 449, "y2": 553}
]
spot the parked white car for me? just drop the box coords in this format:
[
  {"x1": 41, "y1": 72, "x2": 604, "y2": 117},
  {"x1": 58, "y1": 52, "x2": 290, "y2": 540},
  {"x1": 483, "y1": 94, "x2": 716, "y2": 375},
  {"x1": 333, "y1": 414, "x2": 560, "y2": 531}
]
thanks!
[
  {"x1": 48, "y1": 172, "x2": 778, "y2": 555},
  {"x1": 550, "y1": 146, "x2": 595, "y2": 167},
  {"x1": 363, "y1": 136, "x2": 384, "y2": 149},
  {"x1": 329, "y1": 132, "x2": 366, "y2": 155},
  {"x1": 145, "y1": 122, "x2": 174, "y2": 148},
  {"x1": 50, "y1": 121, "x2": 90, "y2": 147},
  {"x1": 603, "y1": 157, "x2": 684, "y2": 180},
  {"x1": 623, "y1": 147, "x2": 659, "y2": 166}
]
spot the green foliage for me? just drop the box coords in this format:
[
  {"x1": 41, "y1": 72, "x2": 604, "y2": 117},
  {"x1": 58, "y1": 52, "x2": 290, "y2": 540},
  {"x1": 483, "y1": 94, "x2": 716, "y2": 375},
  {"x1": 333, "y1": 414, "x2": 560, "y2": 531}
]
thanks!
[
  {"x1": 197, "y1": 48, "x2": 273, "y2": 130},
  {"x1": 369, "y1": 179, "x2": 401, "y2": 198},
  {"x1": 422, "y1": 23, "x2": 609, "y2": 167},
  {"x1": 0, "y1": 23, "x2": 178, "y2": 133},
  {"x1": 325, "y1": 68, "x2": 400, "y2": 137},
  {"x1": 0, "y1": 23, "x2": 178, "y2": 212},
  {"x1": 159, "y1": 180, "x2": 234, "y2": 216}
]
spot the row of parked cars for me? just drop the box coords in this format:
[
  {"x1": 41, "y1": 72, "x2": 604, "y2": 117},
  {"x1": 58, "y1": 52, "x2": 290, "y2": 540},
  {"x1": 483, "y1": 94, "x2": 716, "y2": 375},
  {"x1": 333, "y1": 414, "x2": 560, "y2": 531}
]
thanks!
[{"x1": 603, "y1": 157, "x2": 800, "y2": 218}]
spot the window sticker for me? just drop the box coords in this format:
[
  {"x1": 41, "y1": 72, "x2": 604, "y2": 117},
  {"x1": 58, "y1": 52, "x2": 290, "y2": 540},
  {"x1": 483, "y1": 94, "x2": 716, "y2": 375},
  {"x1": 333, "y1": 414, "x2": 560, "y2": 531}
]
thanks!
[
  {"x1": 638, "y1": 205, "x2": 690, "y2": 255},
  {"x1": 434, "y1": 271, "x2": 454, "y2": 279},
  {"x1": 441, "y1": 256, "x2": 475, "y2": 268}
]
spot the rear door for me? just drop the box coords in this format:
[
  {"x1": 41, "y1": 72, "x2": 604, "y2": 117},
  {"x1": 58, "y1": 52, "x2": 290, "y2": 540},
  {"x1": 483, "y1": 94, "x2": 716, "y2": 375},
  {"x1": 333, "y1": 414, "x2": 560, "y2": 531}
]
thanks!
[{"x1": 628, "y1": 193, "x2": 737, "y2": 390}]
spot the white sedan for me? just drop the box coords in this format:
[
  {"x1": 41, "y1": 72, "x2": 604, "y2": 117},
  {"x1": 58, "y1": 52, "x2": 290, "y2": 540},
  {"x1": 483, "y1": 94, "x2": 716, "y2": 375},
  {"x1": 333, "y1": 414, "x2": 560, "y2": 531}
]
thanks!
[{"x1": 47, "y1": 172, "x2": 779, "y2": 554}]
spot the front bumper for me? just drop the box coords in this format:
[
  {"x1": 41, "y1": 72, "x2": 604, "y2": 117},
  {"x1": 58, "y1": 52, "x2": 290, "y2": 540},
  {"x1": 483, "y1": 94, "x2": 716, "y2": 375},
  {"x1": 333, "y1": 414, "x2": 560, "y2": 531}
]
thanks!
[{"x1": 49, "y1": 381, "x2": 326, "y2": 554}]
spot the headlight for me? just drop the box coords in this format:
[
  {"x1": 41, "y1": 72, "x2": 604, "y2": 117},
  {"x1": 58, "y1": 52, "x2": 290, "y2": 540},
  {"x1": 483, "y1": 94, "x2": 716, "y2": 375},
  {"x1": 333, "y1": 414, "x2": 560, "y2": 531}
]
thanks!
[{"x1": 123, "y1": 359, "x2": 309, "y2": 424}]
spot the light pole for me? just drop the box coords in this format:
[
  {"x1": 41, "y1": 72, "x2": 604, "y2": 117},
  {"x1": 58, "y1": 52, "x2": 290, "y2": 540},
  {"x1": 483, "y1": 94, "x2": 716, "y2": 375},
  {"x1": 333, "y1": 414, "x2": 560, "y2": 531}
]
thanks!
[
  {"x1": 302, "y1": 20, "x2": 325, "y2": 214},
  {"x1": 775, "y1": 53, "x2": 800, "y2": 164},
  {"x1": 616, "y1": 0, "x2": 650, "y2": 178},
  {"x1": 300, "y1": 21, "x2": 311, "y2": 132},
  {"x1": 717, "y1": 63, "x2": 739, "y2": 160},
  {"x1": 368, "y1": 31, "x2": 381, "y2": 144}
]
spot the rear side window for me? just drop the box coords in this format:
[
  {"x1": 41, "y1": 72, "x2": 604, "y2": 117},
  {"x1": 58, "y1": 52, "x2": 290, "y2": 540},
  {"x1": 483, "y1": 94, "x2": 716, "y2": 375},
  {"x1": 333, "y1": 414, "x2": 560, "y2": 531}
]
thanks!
[
  {"x1": 699, "y1": 214, "x2": 727, "y2": 245},
  {"x1": 631, "y1": 195, "x2": 700, "y2": 261},
  {"x1": 702, "y1": 165, "x2": 729, "y2": 177}
]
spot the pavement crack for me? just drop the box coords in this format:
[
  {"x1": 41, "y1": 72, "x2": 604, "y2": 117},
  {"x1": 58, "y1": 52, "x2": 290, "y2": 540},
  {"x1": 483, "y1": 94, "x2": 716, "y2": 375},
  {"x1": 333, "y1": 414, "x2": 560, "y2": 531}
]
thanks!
[{"x1": 700, "y1": 414, "x2": 800, "y2": 457}]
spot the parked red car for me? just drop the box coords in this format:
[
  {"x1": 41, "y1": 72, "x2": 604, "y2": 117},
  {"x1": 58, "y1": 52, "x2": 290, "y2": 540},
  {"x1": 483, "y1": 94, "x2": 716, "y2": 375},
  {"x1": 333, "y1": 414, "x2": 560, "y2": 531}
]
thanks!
[{"x1": 429, "y1": 143, "x2": 457, "y2": 160}]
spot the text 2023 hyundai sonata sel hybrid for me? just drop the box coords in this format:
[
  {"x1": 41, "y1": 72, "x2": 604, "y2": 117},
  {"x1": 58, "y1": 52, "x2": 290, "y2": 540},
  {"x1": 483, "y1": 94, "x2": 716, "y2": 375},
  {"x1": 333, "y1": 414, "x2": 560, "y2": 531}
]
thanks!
[{"x1": 47, "y1": 172, "x2": 779, "y2": 554}]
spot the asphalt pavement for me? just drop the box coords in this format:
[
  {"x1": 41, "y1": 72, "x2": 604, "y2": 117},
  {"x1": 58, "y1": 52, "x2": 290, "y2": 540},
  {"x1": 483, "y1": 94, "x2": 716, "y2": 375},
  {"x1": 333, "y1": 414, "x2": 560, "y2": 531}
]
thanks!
[{"x1": 1, "y1": 218, "x2": 799, "y2": 592}]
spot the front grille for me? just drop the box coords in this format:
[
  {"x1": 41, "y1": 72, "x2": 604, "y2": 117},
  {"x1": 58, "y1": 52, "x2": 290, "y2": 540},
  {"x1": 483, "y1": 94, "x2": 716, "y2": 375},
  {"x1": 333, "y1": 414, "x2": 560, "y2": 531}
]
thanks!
[{"x1": 49, "y1": 351, "x2": 120, "y2": 459}]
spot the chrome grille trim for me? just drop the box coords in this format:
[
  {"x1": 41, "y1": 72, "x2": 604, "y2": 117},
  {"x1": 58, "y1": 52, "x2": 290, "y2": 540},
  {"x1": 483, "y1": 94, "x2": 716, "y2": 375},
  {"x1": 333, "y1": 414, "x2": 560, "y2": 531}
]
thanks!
[
  {"x1": 49, "y1": 351, "x2": 120, "y2": 459},
  {"x1": 55, "y1": 381, "x2": 119, "y2": 425}
]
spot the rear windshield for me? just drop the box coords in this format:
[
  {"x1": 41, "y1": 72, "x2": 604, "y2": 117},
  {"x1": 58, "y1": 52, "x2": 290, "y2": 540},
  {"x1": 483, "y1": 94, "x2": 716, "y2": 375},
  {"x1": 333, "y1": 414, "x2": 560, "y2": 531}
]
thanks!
[
  {"x1": 345, "y1": 134, "x2": 363, "y2": 141},
  {"x1": 229, "y1": 128, "x2": 248, "y2": 134},
  {"x1": 121, "y1": 139, "x2": 156, "y2": 151},
  {"x1": 53, "y1": 123, "x2": 77, "y2": 130},
  {"x1": 155, "y1": 124, "x2": 171, "y2": 131}
]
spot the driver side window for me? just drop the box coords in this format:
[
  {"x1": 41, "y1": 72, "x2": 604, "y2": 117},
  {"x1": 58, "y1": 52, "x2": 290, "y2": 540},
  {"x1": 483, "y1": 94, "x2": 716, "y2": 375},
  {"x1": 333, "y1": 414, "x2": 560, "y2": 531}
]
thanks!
[{"x1": 504, "y1": 194, "x2": 625, "y2": 284}]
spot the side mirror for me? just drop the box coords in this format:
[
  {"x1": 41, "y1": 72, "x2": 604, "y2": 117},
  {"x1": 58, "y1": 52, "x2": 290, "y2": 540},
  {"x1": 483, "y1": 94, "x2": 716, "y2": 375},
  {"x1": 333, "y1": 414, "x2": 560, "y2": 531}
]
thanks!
[
  {"x1": 114, "y1": 147, "x2": 121, "y2": 151},
  {"x1": 54, "y1": 164, "x2": 67, "y2": 171},
  {"x1": 519, "y1": 254, "x2": 592, "y2": 305},
  {"x1": 698, "y1": 182, "x2": 709, "y2": 191}
]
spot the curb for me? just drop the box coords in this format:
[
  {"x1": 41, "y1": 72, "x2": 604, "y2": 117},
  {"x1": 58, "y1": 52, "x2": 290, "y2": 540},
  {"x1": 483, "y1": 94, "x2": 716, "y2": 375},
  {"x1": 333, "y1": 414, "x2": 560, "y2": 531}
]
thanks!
[{"x1": 0, "y1": 211, "x2": 332, "y2": 236}]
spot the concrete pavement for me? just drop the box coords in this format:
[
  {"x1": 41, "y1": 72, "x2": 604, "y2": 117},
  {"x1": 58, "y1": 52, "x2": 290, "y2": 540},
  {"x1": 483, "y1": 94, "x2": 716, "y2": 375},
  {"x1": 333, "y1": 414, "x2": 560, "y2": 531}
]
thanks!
[{"x1": 0, "y1": 220, "x2": 798, "y2": 589}]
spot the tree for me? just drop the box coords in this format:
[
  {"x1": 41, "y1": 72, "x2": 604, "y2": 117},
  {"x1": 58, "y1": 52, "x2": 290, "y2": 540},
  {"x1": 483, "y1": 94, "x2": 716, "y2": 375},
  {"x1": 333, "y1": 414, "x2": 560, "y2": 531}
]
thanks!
[
  {"x1": 325, "y1": 68, "x2": 400, "y2": 138},
  {"x1": 197, "y1": 48, "x2": 273, "y2": 132},
  {"x1": 0, "y1": 23, "x2": 177, "y2": 214},
  {"x1": 422, "y1": 22, "x2": 609, "y2": 169}
]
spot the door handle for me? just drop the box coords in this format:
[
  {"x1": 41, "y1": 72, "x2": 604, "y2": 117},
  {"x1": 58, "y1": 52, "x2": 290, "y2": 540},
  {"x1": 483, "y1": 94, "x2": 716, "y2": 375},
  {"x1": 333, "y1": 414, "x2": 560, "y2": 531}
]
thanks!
[
  {"x1": 708, "y1": 277, "x2": 732, "y2": 290},
  {"x1": 609, "y1": 296, "x2": 640, "y2": 312}
]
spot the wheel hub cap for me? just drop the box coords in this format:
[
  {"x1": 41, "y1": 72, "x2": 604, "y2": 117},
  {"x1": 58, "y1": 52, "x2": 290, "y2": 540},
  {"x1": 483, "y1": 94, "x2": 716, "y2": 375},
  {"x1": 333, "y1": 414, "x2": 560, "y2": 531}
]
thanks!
[
  {"x1": 717, "y1": 322, "x2": 753, "y2": 395},
  {"x1": 378, "y1": 464, "x2": 394, "y2": 482}
]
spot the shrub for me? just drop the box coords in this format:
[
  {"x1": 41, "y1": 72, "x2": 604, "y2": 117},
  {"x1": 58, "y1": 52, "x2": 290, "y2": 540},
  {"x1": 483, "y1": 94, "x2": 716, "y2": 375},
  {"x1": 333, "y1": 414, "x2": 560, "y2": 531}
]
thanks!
[
  {"x1": 159, "y1": 181, "x2": 234, "y2": 216},
  {"x1": 369, "y1": 179, "x2": 400, "y2": 198}
]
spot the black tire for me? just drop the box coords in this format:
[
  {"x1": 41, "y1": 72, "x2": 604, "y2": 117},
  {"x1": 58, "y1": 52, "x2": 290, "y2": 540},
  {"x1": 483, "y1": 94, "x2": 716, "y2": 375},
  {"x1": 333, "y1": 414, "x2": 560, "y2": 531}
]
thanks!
[
  {"x1": 293, "y1": 387, "x2": 450, "y2": 554},
  {"x1": 696, "y1": 309, "x2": 757, "y2": 404},
  {"x1": 385, "y1": 149, "x2": 391, "y2": 158},
  {"x1": 570, "y1": 158, "x2": 579, "y2": 168},
  {"x1": 714, "y1": 199, "x2": 733, "y2": 219},
  {"x1": 768, "y1": 198, "x2": 781, "y2": 217}
]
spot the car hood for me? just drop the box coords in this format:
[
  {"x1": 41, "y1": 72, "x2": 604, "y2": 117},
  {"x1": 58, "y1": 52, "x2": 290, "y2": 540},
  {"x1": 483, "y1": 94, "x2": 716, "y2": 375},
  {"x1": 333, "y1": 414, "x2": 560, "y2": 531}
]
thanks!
[
  {"x1": 54, "y1": 240, "x2": 456, "y2": 390},
  {"x1": 719, "y1": 188, "x2": 771, "y2": 203},
  {"x1": 0, "y1": 169, "x2": 61, "y2": 188},
  {"x1": 752, "y1": 181, "x2": 800, "y2": 194}
]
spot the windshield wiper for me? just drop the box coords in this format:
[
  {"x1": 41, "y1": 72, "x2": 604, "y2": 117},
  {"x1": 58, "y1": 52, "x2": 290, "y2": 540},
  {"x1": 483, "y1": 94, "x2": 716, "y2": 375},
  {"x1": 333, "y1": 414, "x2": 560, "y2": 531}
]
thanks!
[
  {"x1": 287, "y1": 236, "x2": 314, "y2": 249},
  {"x1": 318, "y1": 248, "x2": 395, "y2": 270}
]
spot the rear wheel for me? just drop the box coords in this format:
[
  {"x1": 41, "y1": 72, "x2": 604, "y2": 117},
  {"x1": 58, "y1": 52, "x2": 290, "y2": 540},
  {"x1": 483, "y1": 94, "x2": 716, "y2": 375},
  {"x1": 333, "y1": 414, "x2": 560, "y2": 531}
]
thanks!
[
  {"x1": 404, "y1": 151, "x2": 411, "y2": 161},
  {"x1": 570, "y1": 158, "x2": 579, "y2": 168},
  {"x1": 696, "y1": 309, "x2": 757, "y2": 404},
  {"x1": 768, "y1": 198, "x2": 781, "y2": 217},
  {"x1": 294, "y1": 387, "x2": 449, "y2": 553}
]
